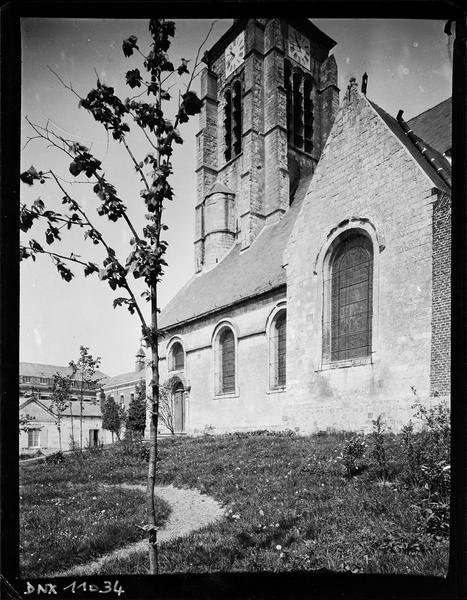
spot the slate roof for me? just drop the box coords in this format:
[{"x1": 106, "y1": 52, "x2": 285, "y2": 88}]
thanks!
[
  {"x1": 368, "y1": 100, "x2": 451, "y2": 194},
  {"x1": 407, "y1": 97, "x2": 452, "y2": 155},
  {"x1": 20, "y1": 362, "x2": 108, "y2": 382},
  {"x1": 102, "y1": 370, "x2": 145, "y2": 390},
  {"x1": 159, "y1": 174, "x2": 313, "y2": 330}
]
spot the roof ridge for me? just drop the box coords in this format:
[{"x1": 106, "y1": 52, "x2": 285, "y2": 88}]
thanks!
[
  {"x1": 396, "y1": 109, "x2": 451, "y2": 188},
  {"x1": 366, "y1": 97, "x2": 450, "y2": 193}
]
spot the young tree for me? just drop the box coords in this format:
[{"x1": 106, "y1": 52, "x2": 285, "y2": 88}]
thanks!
[
  {"x1": 50, "y1": 371, "x2": 74, "y2": 451},
  {"x1": 20, "y1": 19, "x2": 210, "y2": 573},
  {"x1": 102, "y1": 395, "x2": 126, "y2": 441},
  {"x1": 69, "y1": 346, "x2": 101, "y2": 451},
  {"x1": 126, "y1": 381, "x2": 147, "y2": 437},
  {"x1": 159, "y1": 382, "x2": 176, "y2": 435}
]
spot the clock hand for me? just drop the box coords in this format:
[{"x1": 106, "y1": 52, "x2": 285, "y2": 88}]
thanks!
[{"x1": 294, "y1": 33, "x2": 302, "y2": 51}]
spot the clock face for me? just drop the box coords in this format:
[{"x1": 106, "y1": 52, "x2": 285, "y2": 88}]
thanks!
[
  {"x1": 225, "y1": 32, "x2": 245, "y2": 78},
  {"x1": 288, "y1": 26, "x2": 310, "y2": 69}
]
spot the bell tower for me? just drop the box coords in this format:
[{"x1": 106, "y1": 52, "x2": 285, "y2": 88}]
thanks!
[{"x1": 195, "y1": 18, "x2": 338, "y2": 273}]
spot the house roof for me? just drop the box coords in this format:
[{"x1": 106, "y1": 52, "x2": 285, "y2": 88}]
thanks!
[
  {"x1": 368, "y1": 100, "x2": 451, "y2": 194},
  {"x1": 102, "y1": 370, "x2": 145, "y2": 390},
  {"x1": 159, "y1": 175, "x2": 312, "y2": 330},
  {"x1": 20, "y1": 396, "x2": 102, "y2": 417},
  {"x1": 407, "y1": 97, "x2": 451, "y2": 155},
  {"x1": 20, "y1": 362, "x2": 108, "y2": 383}
]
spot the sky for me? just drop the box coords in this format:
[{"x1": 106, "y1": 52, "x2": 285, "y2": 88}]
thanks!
[{"x1": 20, "y1": 18, "x2": 453, "y2": 376}]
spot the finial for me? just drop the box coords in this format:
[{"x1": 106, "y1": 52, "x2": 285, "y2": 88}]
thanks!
[
  {"x1": 361, "y1": 72, "x2": 368, "y2": 95},
  {"x1": 347, "y1": 76, "x2": 358, "y2": 101}
]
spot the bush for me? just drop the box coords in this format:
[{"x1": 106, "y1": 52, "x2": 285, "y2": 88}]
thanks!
[
  {"x1": 115, "y1": 437, "x2": 150, "y2": 462},
  {"x1": 85, "y1": 440, "x2": 105, "y2": 455},
  {"x1": 368, "y1": 416, "x2": 394, "y2": 481},
  {"x1": 19, "y1": 449, "x2": 43, "y2": 460},
  {"x1": 45, "y1": 451, "x2": 65, "y2": 464},
  {"x1": 401, "y1": 397, "x2": 450, "y2": 496},
  {"x1": 399, "y1": 395, "x2": 450, "y2": 537},
  {"x1": 337, "y1": 433, "x2": 367, "y2": 477}
]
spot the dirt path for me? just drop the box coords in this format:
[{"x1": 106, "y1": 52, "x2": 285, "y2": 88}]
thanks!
[{"x1": 50, "y1": 484, "x2": 224, "y2": 577}]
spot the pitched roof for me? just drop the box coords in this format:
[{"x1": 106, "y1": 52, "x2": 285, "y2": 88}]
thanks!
[
  {"x1": 20, "y1": 396, "x2": 102, "y2": 417},
  {"x1": 20, "y1": 362, "x2": 108, "y2": 382},
  {"x1": 159, "y1": 176, "x2": 312, "y2": 330},
  {"x1": 368, "y1": 100, "x2": 451, "y2": 194},
  {"x1": 407, "y1": 97, "x2": 451, "y2": 155},
  {"x1": 102, "y1": 370, "x2": 145, "y2": 390}
]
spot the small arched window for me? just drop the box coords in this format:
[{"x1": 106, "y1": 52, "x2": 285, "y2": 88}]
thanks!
[
  {"x1": 169, "y1": 342, "x2": 184, "y2": 372},
  {"x1": 270, "y1": 310, "x2": 287, "y2": 389},
  {"x1": 215, "y1": 326, "x2": 236, "y2": 395},
  {"x1": 328, "y1": 233, "x2": 373, "y2": 362}
]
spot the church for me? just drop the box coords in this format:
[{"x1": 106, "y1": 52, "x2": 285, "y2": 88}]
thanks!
[{"x1": 156, "y1": 18, "x2": 451, "y2": 435}]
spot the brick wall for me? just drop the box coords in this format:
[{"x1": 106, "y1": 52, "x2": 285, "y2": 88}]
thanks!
[{"x1": 430, "y1": 191, "x2": 451, "y2": 396}]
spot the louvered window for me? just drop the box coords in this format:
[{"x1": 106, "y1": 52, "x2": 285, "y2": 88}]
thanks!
[
  {"x1": 223, "y1": 79, "x2": 243, "y2": 162},
  {"x1": 329, "y1": 235, "x2": 373, "y2": 361},
  {"x1": 284, "y1": 61, "x2": 314, "y2": 154},
  {"x1": 170, "y1": 342, "x2": 184, "y2": 372}
]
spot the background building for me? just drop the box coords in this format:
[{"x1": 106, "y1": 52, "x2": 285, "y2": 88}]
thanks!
[{"x1": 19, "y1": 362, "x2": 110, "y2": 452}]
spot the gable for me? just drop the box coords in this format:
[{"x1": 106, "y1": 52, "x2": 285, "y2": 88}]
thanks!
[{"x1": 19, "y1": 398, "x2": 56, "y2": 421}]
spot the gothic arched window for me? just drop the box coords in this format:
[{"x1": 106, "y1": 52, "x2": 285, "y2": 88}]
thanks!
[
  {"x1": 214, "y1": 326, "x2": 236, "y2": 395},
  {"x1": 328, "y1": 234, "x2": 373, "y2": 362},
  {"x1": 270, "y1": 309, "x2": 287, "y2": 389},
  {"x1": 169, "y1": 341, "x2": 184, "y2": 372}
]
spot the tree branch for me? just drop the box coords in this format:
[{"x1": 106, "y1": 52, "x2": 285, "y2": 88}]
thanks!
[
  {"x1": 48, "y1": 66, "x2": 82, "y2": 101},
  {"x1": 22, "y1": 245, "x2": 90, "y2": 267}
]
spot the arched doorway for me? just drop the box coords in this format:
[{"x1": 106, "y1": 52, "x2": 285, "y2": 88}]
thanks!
[{"x1": 172, "y1": 381, "x2": 185, "y2": 433}]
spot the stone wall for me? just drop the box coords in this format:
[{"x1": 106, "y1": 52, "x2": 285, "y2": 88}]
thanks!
[
  {"x1": 285, "y1": 84, "x2": 439, "y2": 432},
  {"x1": 195, "y1": 18, "x2": 337, "y2": 267},
  {"x1": 158, "y1": 288, "x2": 288, "y2": 434}
]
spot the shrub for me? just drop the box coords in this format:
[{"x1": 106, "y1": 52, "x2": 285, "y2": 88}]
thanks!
[
  {"x1": 115, "y1": 436, "x2": 150, "y2": 462},
  {"x1": 399, "y1": 395, "x2": 451, "y2": 537},
  {"x1": 368, "y1": 416, "x2": 394, "y2": 481},
  {"x1": 45, "y1": 451, "x2": 65, "y2": 464},
  {"x1": 402, "y1": 395, "x2": 450, "y2": 497},
  {"x1": 337, "y1": 433, "x2": 367, "y2": 477},
  {"x1": 85, "y1": 439, "x2": 104, "y2": 454}
]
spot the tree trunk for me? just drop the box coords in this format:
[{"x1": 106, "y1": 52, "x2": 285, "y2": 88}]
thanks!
[
  {"x1": 80, "y1": 381, "x2": 83, "y2": 451},
  {"x1": 69, "y1": 402, "x2": 75, "y2": 449},
  {"x1": 58, "y1": 418, "x2": 62, "y2": 452},
  {"x1": 146, "y1": 279, "x2": 160, "y2": 574}
]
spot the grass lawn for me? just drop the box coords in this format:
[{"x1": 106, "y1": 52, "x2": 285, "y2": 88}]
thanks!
[
  {"x1": 20, "y1": 450, "x2": 171, "y2": 577},
  {"x1": 21, "y1": 430, "x2": 449, "y2": 577}
]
